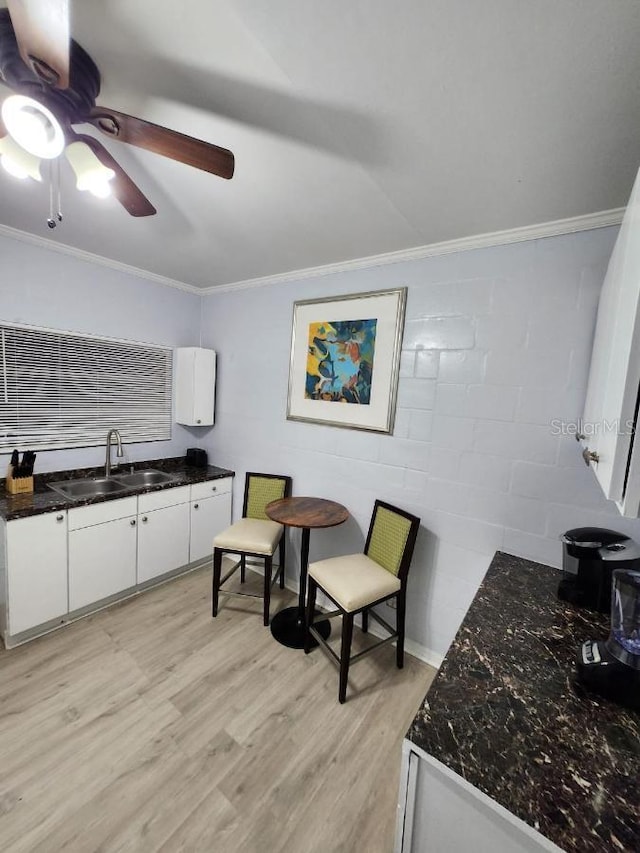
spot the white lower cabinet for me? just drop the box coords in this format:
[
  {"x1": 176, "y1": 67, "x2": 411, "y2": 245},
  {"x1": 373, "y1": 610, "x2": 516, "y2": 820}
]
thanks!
[
  {"x1": 1, "y1": 476, "x2": 233, "y2": 647},
  {"x1": 396, "y1": 742, "x2": 563, "y2": 853},
  {"x1": 138, "y1": 486, "x2": 191, "y2": 584},
  {"x1": 190, "y1": 478, "x2": 233, "y2": 563},
  {"x1": 4, "y1": 511, "x2": 68, "y2": 636},
  {"x1": 68, "y1": 497, "x2": 138, "y2": 612}
]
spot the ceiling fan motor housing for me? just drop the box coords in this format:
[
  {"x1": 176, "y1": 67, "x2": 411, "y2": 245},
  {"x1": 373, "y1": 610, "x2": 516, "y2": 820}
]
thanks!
[{"x1": 0, "y1": 5, "x2": 233, "y2": 220}]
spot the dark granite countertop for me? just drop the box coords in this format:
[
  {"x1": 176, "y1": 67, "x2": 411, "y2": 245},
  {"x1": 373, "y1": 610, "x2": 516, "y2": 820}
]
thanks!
[
  {"x1": 0, "y1": 457, "x2": 235, "y2": 521},
  {"x1": 407, "y1": 551, "x2": 639, "y2": 853}
]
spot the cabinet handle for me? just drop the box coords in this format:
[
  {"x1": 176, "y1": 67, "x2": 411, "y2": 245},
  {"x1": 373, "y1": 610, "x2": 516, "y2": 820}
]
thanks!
[
  {"x1": 196, "y1": 419, "x2": 202, "y2": 424},
  {"x1": 582, "y1": 447, "x2": 600, "y2": 466},
  {"x1": 211, "y1": 485, "x2": 217, "y2": 492},
  {"x1": 142, "y1": 516, "x2": 148, "y2": 523},
  {"x1": 193, "y1": 503, "x2": 199, "y2": 510},
  {"x1": 56, "y1": 514, "x2": 64, "y2": 522},
  {"x1": 130, "y1": 519, "x2": 136, "y2": 526}
]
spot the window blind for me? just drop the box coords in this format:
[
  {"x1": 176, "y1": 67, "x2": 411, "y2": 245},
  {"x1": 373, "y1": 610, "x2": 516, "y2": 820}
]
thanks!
[{"x1": 0, "y1": 323, "x2": 172, "y2": 451}]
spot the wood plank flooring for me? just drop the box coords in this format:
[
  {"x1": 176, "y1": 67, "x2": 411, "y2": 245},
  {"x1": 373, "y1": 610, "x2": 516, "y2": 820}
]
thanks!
[{"x1": 0, "y1": 566, "x2": 434, "y2": 853}]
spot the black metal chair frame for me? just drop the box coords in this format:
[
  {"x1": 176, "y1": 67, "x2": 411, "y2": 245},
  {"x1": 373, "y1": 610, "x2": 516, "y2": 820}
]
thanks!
[
  {"x1": 212, "y1": 472, "x2": 292, "y2": 626},
  {"x1": 304, "y1": 499, "x2": 420, "y2": 703}
]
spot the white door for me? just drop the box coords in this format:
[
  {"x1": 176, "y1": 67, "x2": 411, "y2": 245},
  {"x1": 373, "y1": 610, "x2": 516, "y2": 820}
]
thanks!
[
  {"x1": 68, "y1": 516, "x2": 137, "y2": 611},
  {"x1": 7, "y1": 512, "x2": 68, "y2": 635},
  {"x1": 582, "y1": 165, "x2": 640, "y2": 503},
  {"x1": 138, "y1": 502, "x2": 190, "y2": 584},
  {"x1": 190, "y1": 493, "x2": 231, "y2": 563}
]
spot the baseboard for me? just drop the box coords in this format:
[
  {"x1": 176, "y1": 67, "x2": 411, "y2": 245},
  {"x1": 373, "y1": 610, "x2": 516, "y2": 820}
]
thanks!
[{"x1": 362, "y1": 616, "x2": 444, "y2": 670}]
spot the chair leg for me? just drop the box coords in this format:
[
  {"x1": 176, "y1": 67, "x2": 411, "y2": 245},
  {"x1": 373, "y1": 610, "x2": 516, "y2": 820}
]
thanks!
[
  {"x1": 263, "y1": 555, "x2": 272, "y2": 626},
  {"x1": 212, "y1": 548, "x2": 222, "y2": 617},
  {"x1": 396, "y1": 590, "x2": 406, "y2": 669},
  {"x1": 279, "y1": 533, "x2": 286, "y2": 589},
  {"x1": 240, "y1": 554, "x2": 246, "y2": 583},
  {"x1": 361, "y1": 608, "x2": 369, "y2": 634},
  {"x1": 304, "y1": 576, "x2": 317, "y2": 654},
  {"x1": 339, "y1": 612, "x2": 354, "y2": 703}
]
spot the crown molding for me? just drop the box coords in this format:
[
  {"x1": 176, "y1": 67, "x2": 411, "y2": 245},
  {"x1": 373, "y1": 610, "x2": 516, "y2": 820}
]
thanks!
[
  {"x1": 203, "y1": 207, "x2": 624, "y2": 295},
  {"x1": 0, "y1": 222, "x2": 200, "y2": 294},
  {"x1": 0, "y1": 207, "x2": 624, "y2": 298}
]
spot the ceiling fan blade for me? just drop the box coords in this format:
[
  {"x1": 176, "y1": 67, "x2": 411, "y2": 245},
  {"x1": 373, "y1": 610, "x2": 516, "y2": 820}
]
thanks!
[
  {"x1": 71, "y1": 133, "x2": 156, "y2": 218},
  {"x1": 88, "y1": 107, "x2": 235, "y2": 180},
  {"x1": 7, "y1": 0, "x2": 69, "y2": 88}
]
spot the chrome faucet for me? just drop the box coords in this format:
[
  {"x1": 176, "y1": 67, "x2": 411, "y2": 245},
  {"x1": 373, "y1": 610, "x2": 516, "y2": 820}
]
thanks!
[{"x1": 105, "y1": 429, "x2": 124, "y2": 477}]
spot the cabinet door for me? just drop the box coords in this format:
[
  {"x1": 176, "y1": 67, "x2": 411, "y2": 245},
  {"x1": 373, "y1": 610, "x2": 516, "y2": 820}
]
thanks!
[
  {"x1": 404, "y1": 749, "x2": 561, "y2": 853},
  {"x1": 7, "y1": 512, "x2": 68, "y2": 635},
  {"x1": 582, "y1": 165, "x2": 640, "y2": 507},
  {"x1": 138, "y1": 502, "x2": 190, "y2": 584},
  {"x1": 69, "y1": 516, "x2": 137, "y2": 611},
  {"x1": 175, "y1": 347, "x2": 216, "y2": 426},
  {"x1": 192, "y1": 349, "x2": 216, "y2": 426},
  {"x1": 190, "y1": 493, "x2": 231, "y2": 564}
]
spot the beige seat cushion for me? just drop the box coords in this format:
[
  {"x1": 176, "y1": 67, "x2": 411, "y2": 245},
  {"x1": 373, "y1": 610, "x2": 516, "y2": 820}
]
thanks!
[
  {"x1": 309, "y1": 553, "x2": 401, "y2": 613},
  {"x1": 214, "y1": 518, "x2": 283, "y2": 556}
]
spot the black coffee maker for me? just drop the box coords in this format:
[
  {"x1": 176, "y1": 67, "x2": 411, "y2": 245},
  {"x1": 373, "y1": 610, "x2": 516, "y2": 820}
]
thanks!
[
  {"x1": 576, "y1": 569, "x2": 640, "y2": 709},
  {"x1": 558, "y1": 527, "x2": 640, "y2": 612}
]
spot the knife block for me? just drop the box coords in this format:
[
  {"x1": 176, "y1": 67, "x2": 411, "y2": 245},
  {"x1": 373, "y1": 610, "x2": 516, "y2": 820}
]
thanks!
[{"x1": 6, "y1": 470, "x2": 34, "y2": 495}]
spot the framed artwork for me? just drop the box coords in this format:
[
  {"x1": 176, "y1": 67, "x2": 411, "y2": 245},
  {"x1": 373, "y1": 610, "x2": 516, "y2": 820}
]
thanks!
[{"x1": 286, "y1": 287, "x2": 407, "y2": 433}]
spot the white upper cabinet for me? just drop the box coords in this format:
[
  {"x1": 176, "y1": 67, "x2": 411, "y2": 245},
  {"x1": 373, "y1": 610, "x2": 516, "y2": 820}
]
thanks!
[
  {"x1": 582, "y1": 165, "x2": 640, "y2": 516},
  {"x1": 174, "y1": 347, "x2": 216, "y2": 426}
]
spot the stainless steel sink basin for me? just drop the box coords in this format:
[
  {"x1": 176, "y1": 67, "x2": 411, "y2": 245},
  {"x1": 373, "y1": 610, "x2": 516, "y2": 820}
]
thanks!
[
  {"x1": 48, "y1": 477, "x2": 131, "y2": 501},
  {"x1": 112, "y1": 469, "x2": 177, "y2": 488}
]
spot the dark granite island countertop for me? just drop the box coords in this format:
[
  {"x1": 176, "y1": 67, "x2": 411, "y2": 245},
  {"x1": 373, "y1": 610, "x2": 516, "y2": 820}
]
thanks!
[
  {"x1": 0, "y1": 457, "x2": 235, "y2": 521},
  {"x1": 407, "y1": 551, "x2": 639, "y2": 853}
]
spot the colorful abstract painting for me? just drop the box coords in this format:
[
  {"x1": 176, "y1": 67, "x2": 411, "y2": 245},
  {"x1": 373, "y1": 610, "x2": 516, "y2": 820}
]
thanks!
[{"x1": 305, "y1": 318, "x2": 377, "y2": 404}]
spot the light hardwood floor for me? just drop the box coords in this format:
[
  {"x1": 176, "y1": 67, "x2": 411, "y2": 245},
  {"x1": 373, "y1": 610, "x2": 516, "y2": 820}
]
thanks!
[{"x1": 0, "y1": 566, "x2": 434, "y2": 853}]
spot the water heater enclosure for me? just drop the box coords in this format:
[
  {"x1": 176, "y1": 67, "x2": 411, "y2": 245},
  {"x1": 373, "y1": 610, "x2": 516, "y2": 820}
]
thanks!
[{"x1": 175, "y1": 347, "x2": 216, "y2": 426}]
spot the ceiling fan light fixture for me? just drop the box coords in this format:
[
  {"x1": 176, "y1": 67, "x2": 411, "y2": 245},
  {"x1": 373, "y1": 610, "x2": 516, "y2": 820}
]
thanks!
[
  {"x1": 0, "y1": 134, "x2": 42, "y2": 181},
  {"x1": 1, "y1": 95, "x2": 65, "y2": 159},
  {"x1": 64, "y1": 141, "x2": 115, "y2": 198}
]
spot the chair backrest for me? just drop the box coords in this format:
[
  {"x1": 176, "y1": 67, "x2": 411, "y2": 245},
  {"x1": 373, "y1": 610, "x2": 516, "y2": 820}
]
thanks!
[
  {"x1": 364, "y1": 500, "x2": 420, "y2": 582},
  {"x1": 243, "y1": 472, "x2": 292, "y2": 520}
]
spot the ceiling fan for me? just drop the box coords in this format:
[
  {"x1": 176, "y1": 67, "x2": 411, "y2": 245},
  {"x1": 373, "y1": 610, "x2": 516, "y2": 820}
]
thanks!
[{"x1": 0, "y1": 0, "x2": 235, "y2": 221}]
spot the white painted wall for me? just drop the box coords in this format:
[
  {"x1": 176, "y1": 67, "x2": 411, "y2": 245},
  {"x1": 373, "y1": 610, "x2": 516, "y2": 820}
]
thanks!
[
  {"x1": 0, "y1": 234, "x2": 203, "y2": 473},
  {"x1": 2, "y1": 223, "x2": 638, "y2": 664},
  {"x1": 200, "y1": 227, "x2": 640, "y2": 664}
]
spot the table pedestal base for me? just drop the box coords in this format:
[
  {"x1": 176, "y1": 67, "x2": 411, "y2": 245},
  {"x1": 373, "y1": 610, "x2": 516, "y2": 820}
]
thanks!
[{"x1": 270, "y1": 606, "x2": 331, "y2": 649}]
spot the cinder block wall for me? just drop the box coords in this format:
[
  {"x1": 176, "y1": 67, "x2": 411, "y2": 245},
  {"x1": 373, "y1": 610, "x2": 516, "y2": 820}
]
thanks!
[{"x1": 202, "y1": 227, "x2": 640, "y2": 663}]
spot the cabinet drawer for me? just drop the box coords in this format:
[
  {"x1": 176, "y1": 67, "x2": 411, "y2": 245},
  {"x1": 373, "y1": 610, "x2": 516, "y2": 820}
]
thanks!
[
  {"x1": 138, "y1": 485, "x2": 191, "y2": 513},
  {"x1": 68, "y1": 496, "x2": 138, "y2": 531},
  {"x1": 190, "y1": 477, "x2": 232, "y2": 501}
]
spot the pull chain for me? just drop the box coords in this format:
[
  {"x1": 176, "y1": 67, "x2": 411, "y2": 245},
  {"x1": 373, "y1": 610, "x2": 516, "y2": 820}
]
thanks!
[
  {"x1": 47, "y1": 160, "x2": 55, "y2": 228},
  {"x1": 56, "y1": 157, "x2": 62, "y2": 224},
  {"x1": 46, "y1": 159, "x2": 63, "y2": 228}
]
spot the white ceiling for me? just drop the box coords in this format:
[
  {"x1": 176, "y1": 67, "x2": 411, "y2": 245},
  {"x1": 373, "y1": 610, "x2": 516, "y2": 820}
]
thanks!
[{"x1": 1, "y1": 0, "x2": 640, "y2": 289}]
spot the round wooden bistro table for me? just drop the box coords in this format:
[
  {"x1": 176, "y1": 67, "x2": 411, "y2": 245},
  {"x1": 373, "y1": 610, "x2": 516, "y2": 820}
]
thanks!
[{"x1": 266, "y1": 496, "x2": 349, "y2": 649}]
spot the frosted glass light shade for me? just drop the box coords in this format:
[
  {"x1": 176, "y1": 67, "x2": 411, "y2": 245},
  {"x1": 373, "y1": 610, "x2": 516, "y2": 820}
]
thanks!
[
  {"x1": 0, "y1": 135, "x2": 42, "y2": 181},
  {"x1": 65, "y1": 141, "x2": 115, "y2": 198},
  {"x1": 1, "y1": 95, "x2": 65, "y2": 159}
]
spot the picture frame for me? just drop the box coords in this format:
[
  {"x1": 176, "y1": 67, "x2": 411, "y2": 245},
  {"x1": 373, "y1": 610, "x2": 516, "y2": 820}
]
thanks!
[{"x1": 286, "y1": 287, "x2": 407, "y2": 433}]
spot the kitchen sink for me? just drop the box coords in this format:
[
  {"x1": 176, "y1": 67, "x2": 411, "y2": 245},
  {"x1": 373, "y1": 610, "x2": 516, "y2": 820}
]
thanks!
[
  {"x1": 47, "y1": 469, "x2": 178, "y2": 502},
  {"x1": 48, "y1": 477, "x2": 131, "y2": 501},
  {"x1": 113, "y1": 469, "x2": 177, "y2": 488}
]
